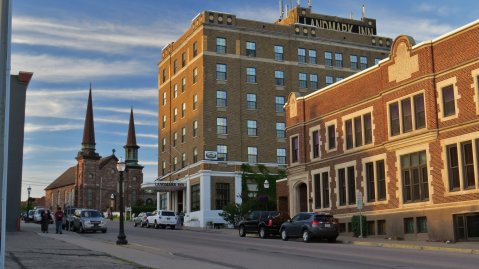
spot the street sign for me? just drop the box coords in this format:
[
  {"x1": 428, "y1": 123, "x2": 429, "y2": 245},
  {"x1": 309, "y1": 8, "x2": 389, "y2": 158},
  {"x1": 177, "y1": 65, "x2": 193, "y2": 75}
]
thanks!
[{"x1": 356, "y1": 191, "x2": 363, "y2": 210}]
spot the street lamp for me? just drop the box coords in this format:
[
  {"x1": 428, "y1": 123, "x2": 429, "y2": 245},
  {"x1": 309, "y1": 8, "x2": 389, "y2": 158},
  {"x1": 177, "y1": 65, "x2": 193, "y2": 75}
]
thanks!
[
  {"x1": 264, "y1": 180, "x2": 270, "y2": 189},
  {"x1": 27, "y1": 186, "x2": 32, "y2": 221},
  {"x1": 116, "y1": 158, "x2": 127, "y2": 245}
]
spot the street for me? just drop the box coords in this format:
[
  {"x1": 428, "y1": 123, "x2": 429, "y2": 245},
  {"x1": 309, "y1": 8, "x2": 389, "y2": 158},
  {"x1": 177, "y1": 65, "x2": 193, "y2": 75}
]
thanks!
[{"x1": 46, "y1": 221, "x2": 479, "y2": 269}]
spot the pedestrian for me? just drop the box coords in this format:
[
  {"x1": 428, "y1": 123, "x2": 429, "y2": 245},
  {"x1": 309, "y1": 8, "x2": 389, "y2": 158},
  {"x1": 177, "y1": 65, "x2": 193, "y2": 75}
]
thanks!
[
  {"x1": 175, "y1": 212, "x2": 182, "y2": 229},
  {"x1": 41, "y1": 210, "x2": 51, "y2": 233},
  {"x1": 54, "y1": 206, "x2": 64, "y2": 234},
  {"x1": 179, "y1": 211, "x2": 185, "y2": 227}
]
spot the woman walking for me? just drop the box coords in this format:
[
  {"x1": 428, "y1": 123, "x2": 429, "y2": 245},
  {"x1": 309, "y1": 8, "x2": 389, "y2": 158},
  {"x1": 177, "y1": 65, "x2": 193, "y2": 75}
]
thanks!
[{"x1": 41, "y1": 210, "x2": 52, "y2": 233}]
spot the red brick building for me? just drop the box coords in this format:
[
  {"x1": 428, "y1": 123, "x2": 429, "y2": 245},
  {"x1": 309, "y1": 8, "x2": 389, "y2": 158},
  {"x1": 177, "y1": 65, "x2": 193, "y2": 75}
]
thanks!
[
  {"x1": 45, "y1": 89, "x2": 144, "y2": 212},
  {"x1": 280, "y1": 20, "x2": 479, "y2": 241}
]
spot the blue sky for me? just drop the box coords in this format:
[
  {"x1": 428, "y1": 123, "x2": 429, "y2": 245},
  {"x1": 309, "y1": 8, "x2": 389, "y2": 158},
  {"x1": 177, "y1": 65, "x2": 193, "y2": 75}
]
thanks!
[{"x1": 12, "y1": 0, "x2": 479, "y2": 199}]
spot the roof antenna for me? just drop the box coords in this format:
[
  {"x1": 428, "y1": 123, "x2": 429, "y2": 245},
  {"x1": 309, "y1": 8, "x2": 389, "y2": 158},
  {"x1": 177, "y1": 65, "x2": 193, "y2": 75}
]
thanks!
[
  {"x1": 308, "y1": 0, "x2": 312, "y2": 9},
  {"x1": 361, "y1": 4, "x2": 366, "y2": 19},
  {"x1": 350, "y1": 11, "x2": 353, "y2": 19},
  {"x1": 279, "y1": 0, "x2": 284, "y2": 19},
  {"x1": 297, "y1": 0, "x2": 301, "y2": 6}
]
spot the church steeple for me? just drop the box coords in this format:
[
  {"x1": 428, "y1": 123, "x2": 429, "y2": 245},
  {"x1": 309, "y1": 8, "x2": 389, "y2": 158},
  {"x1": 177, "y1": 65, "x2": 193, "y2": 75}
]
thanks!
[
  {"x1": 78, "y1": 86, "x2": 99, "y2": 159},
  {"x1": 124, "y1": 108, "x2": 140, "y2": 167}
]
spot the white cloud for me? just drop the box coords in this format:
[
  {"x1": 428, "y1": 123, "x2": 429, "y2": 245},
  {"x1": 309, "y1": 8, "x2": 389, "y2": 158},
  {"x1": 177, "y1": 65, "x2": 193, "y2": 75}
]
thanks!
[
  {"x1": 141, "y1": 161, "x2": 158, "y2": 166},
  {"x1": 23, "y1": 144, "x2": 77, "y2": 155},
  {"x1": 139, "y1": 143, "x2": 158, "y2": 148},
  {"x1": 24, "y1": 122, "x2": 83, "y2": 133},
  {"x1": 96, "y1": 106, "x2": 157, "y2": 117},
  {"x1": 11, "y1": 53, "x2": 152, "y2": 83},
  {"x1": 415, "y1": 3, "x2": 459, "y2": 17}
]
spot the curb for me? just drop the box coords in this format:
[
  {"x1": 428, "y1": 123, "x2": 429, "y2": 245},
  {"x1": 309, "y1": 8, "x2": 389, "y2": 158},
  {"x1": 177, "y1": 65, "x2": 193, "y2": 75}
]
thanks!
[{"x1": 349, "y1": 241, "x2": 479, "y2": 255}]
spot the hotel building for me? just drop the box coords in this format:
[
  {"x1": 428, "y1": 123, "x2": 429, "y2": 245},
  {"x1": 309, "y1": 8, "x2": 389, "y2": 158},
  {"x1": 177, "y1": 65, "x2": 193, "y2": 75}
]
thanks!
[{"x1": 153, "y1": 5, "x2": 392, "y2": 227}]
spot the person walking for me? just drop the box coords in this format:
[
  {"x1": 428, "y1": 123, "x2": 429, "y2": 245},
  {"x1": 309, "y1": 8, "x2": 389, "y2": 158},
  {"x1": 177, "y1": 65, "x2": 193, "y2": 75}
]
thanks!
[
  {"x1": 41, "y1": 210, "x2": 51, "y2": 233},
  {"x1": 54, "y1": 206, "x2": 64, "y2": 234}
]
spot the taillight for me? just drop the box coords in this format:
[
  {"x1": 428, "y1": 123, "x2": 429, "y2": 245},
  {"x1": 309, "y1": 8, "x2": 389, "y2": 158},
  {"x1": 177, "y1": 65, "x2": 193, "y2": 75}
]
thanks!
[
  {"x1": 267, "y1": 219, "x2": 273, "y2": 227},
  {"x1": 312, "y1": 220, "x2": 321, "y2": 225}
]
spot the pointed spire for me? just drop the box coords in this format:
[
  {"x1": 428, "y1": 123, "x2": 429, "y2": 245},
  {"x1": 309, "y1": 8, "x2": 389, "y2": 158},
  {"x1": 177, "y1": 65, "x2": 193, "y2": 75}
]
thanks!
[
  {"x1": 126, "y1": 108, "x2": 138, "y2": 148},
  {"x1": 82, "y1": 87, "x2": 96, "y2": 149}
]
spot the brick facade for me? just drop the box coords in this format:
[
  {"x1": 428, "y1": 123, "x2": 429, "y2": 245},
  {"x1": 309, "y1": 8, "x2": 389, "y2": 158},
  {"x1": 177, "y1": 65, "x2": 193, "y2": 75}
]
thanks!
[{"x1": 284, "y1": 21, "x2": 479, "y2": 241}]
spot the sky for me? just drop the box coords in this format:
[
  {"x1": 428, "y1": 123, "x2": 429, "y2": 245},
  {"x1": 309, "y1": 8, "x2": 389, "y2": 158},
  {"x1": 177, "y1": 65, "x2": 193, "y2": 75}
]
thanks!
[{"x1": 11, "y1": 0, "x2": 479, "y2": 200}]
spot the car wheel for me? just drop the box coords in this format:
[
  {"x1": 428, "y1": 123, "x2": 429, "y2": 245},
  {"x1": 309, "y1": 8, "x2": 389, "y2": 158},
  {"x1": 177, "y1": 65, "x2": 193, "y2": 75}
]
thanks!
[
  {"x1": 281, "y1": 229, "x2": 288, "y2": 241},
  {"x1": 239, "y1": 225, "x2": 246, "y2": 237},
  {"x1": 161, "y1": 225, "x2": 166, "y2": 229},
  {"x1": 102, "y1": 229, "x2": 107, "y2": 234},
  {"x1": 134, "y1": 222, "x2": 138, "y2": 227},
  {"x1": 259, "y1": 227, "x2": 267, "y2": 239},
  {"x1": 79, "y1": 225, "x2": 85, "y2": 233},
  {"x1": 70, "y1": 223, "x2": 74, "y2": 232},
  {"x1": 327, "y1": 237, "x2": 337, "y2": 243},
  {"x1": 154, "y1": 221, "x2": 159, "y2": 229},
  {"x1": 170, "y1": 225, "x2": 175, "y2": 230},
  {"x1": 302, "y1": 230, "x2": 311, "y2": 243}
]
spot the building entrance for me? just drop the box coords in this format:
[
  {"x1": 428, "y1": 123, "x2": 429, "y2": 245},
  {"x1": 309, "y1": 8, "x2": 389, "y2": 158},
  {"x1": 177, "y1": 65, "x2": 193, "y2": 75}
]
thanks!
[
  {"x1": 454, "y1": 213, "x2": 479, "y2": 241},
  {"x1": 298, "y1": 183, "x2": 308, "y2": 212}
]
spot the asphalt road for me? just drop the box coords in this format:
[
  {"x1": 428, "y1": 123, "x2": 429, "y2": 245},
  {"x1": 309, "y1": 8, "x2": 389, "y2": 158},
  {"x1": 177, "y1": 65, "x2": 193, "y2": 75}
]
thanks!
[{"x1": 57, "y1": 221, "x2": 479, "y2": 269}]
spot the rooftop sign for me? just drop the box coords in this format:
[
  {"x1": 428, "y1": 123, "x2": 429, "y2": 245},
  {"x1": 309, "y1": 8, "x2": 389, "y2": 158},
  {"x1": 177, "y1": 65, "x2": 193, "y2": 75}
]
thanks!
[{"x1": 298, "y1": 16, "x2": 376, "y2": 36}]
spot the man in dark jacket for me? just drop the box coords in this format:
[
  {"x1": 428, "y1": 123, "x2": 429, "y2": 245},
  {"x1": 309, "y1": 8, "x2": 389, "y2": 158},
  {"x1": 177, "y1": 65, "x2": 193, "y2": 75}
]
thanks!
[
  {"x1": 54, "y1": 207, "x2": 64, "y2": 234},
  {"x1": 41, "y1": 210, "x2": 51, "y2": 233}
]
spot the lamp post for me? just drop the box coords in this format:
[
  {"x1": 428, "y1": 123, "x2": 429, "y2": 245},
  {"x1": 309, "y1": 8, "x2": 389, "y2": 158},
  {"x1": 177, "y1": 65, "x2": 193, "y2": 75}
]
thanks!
[
  {"x1": 27, "y1": 186, "x2": 32, "y2": 221},
  {"x1": 116, "y1": 158, "x2": 127, "y2": 245}
]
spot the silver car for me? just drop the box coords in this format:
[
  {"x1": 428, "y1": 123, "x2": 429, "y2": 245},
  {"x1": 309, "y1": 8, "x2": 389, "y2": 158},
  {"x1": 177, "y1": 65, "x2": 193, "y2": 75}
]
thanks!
[{"x1": 72, "y1": 209, "x2": 107, "y2": 233}]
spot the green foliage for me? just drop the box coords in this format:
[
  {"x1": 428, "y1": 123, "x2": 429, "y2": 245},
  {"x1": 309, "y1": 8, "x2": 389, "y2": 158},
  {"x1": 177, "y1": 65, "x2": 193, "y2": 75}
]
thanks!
[
  {"x1": 351, "y1": 215, "x2": 367, "y2": 237},
  {"x1": 219, "y1": 203, "x2": 246, "y2": 227},
  {"x1": 132, "y1": 204, "x2": 157, "y2": 215}
]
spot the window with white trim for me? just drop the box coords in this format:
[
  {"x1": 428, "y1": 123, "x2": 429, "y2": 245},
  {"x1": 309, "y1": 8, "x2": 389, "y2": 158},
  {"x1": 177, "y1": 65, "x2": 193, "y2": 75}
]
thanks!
[
  {"x1": 299, "y1": 73, "x2": 307, "y2": 88},
  {"x1": 277, "y1": 148, "x2": 286, "y2": 164},
  {"x1": 298, "y1": 48, "x2": 306, "y2": 63},
  {"x1": 311, "y1": 129, "x2": 320, "y2": 159},
  {"x1": 310, "y1": 74, "x2": 318, "y2": 90},
  {"x1": 246, "y1": 93, "x2": 257, "y2": 109},
  {"x1": 217, "y1": 145, "x2": 227, "y2": 161},
  {"x1": 344, "y1": 112, "x2": 373, "y2": 150},
  {"x1": 446, "y1": 139, "x2": 478, "y2": 191},
  {"x1": 276, "y1": 122, "x2": 285, "y2": 138},
  {"x1": 247, "y1": 120, "x2": 257, "y2": 136},
  {"x1": 309, "y1": 49, "x2": 317, "y2": 64},
  {"x1": 216, "y1": 117, "x2": 227, "y2": 135},
  {"x1": 364, "y1": 159, "x2": 386, "y2": 202},
  {"x1": 326, "y1": 123, "x2": 336, "y2": 150},
  {"x1": 337, "y1": 165, "x2": 356, "y2": 206},
  {"x1": 246, "y1": 41, "x2": 256, "y2": 57},
  {"x1": 401, "y1": 151, "x2": 428, "y2": 203},
  {"x1": 248, "y1": 147, "x2": 258, "y2": 163},
  {"x1": 314, "y1": 171, "x2": 330, "y2": 209},
  {"x1": 275, "y1": 71, "x2": 284, "y2": 86},
  {"x1": 389, "y1": 93, "x2": 425, "y2": 137},
  {"x1": 291, "y1": 136, "x2": 299, "y2": 163}
]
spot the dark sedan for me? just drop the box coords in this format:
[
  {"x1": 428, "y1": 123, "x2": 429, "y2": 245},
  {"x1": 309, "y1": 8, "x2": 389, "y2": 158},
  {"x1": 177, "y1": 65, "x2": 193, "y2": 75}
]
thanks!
[
  {"x1": 280, "y1": 212, "x2": 338, "y2": 243},
  {"x1": 133, "y1": 212, "x2": 152, "y2": 227}
]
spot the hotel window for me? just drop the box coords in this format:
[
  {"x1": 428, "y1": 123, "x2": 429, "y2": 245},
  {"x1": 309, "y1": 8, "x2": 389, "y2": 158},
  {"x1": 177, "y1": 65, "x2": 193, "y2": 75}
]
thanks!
[
  {"x1": 325, "y1": 51, "x2": 332, "y2": 67},
  {"x1": 363, "y1": 113, "x2": 372, "y2": 144},
  {"x1": 389, "y1": 93, "x2": 425, "y2": 136},
  {"x1": 276, "y1": 122, "x2": 285, "y2": 138},
  {"x1": 191, "y1": 184, "x2": 200, "y2": 211},
  {"x1": 327, "y1": 124, "x2": 336, "y2": 150},
  {"x1": 299, "y1": 73, "x2": 307, "y2": 88},
  {"x1": 193, "y1": 147, "x2": 198, "y2": 163},
  {"x1": 173, "y1": 108, "x2": 178, "y2": 122},
  {"x1": 192, "y1": 120, "x2": 198, "y2": 137},
  {"x1": 173, "y1": 132, "x2": 178, "y2": 146},
  {"x1": 173, "y1": 84, "x2": 178, "y2": 98},
  {"x1": 216, "y1": 64, "x2": 227, "y2": 80},
  {"x1": 246, "y1": 93, "x2": 257, "y2": 109},
  {"x1": 343, "y1": 112, "x2": 373, "y2": 149},
  {"x1": 404, "y1": 218, "x2": 414, "y2": 234},
  {"x1": 193, "y1": 68, "x2": 198, "y2": 84},
  {"x1": 354, "y1": 116, "x2": 363, "y2": 147},
  {"x1": 274, "y1": 45, "x2": 284, "y2": 61},
  {"x1": 162, "y1": 92, "x2": 166, "y2": 106},
  {"x1": 345, "y1": 120, "x2": 353, "y2": 149},
  {"x1": 162, "y1": 138, "x2": 166, "y2": 152},
  {"x1": 442, "y1": 85, "x2": 456, "y2": 117},
  {"x1": 173, "y1": 60, "x2": 177, "y2": 74},
  {"x1": 417, "y1": 217, "x2": 428, "y2": 233},
  {"x1": 193, "y1": 94, "x2": 198, "y2": 110},
  {"x1": 277, "y1": 148, "x2": 286, "y2": 164},
  {"x1": 360, "y1": 56, "x2": 368, "y2": 70},
  {"x1": 181, "y1": 153, "x2": 186, "y2": 168},
  {"x1": 350, "y1": 55, "x2": 358, "y2": 70},
  {"x1": 215, "y1": 183, "x2": 230, "y2": 210},
  {"x1": 182, "y1": 103, "x2": 186, "y2": 118},
  {"x1": 309, "y1": 49, "x2": 317, "y2": 64},
  {"x1": 298, "y1": 48, "x2": 306, "y2": 63},
  {"x1": 246, "y1": 41, "x2": 256, "y2": 57},
  {"x1": 247, "y1": 120, "x2": 257, "y2": 136},
  {"x1": 248, "y1": 147, "x2": 258, "y2": 163},
  {"x1": 275, "y1": 96, "x2": 285, "y2": 113},
  {"x1": 246, "y1": 67, "x2": 256, "y2": 83},
  {"x1": 181, "y1": 77, "x2": 186, "y2": 92},
  {"x1": 162, "y1": 69, "x2": 166, "y2": 83},
  {"x1": 314, "y1": 171, "x2": 330, "y2": 209},
  {"x1": 446, "y1": 140, "x2": 477, "y2": 191},
  {"x1": 312, "y1": 130, "x2": 320, "y2": 159},
  {"x1": 325, "y1": 76, "x2": 333, "y2": 86},
  {"x1": 193, "y1": 42, "x2": 198, "y2": 57},
  {"x1": 217, "y1": 145, "x2": 227, "y2": 161},
  {"x1": 401, "y1": 151, "x2": 428, "y2": 203},
  {"x1": 216, "y1": 37, "x2": 226, "y2": 53},
  {"x1": 162, "y1": 115, "x2": 166, "y2": 128},
  {"x1": 447, "y1": 144, "x2": 460, "y2": 191},
  {"x1": 181, "y1": 127, "x2": 186, "y2": 143},
  {"x1": 216, "y1": 117, "x2": 227, "y2": 135},
  {"x1": 291, "y1": 136, "x2": 299, "y2": 163},
  {"x1": 181, "y1": 52, "x2": 186, "y2": 67},
  {"x1": 275, "y1": 71, "x2": 284, "y2": 86},
  {"x1": 310, "y1": 74, "x2": 318, "y2": 90},
  {"x1": 216, "y1": 90, "x2": 227, "y2": 107},
  {"x1": 335, "y1": 53, "x2": 343, "y2": 68},
  {"x1": 365, "y1": 160, "x2": 386, "y2": 202}
]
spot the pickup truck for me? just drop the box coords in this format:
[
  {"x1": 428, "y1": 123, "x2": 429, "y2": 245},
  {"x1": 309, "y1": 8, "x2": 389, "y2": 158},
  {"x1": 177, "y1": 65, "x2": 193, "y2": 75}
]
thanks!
[
  {"x1": 238, "y1": 211, "x2": 288, "y2": 239},
  {"x1": 146, "y1": 210, "x2": 177, "y2": 229}
]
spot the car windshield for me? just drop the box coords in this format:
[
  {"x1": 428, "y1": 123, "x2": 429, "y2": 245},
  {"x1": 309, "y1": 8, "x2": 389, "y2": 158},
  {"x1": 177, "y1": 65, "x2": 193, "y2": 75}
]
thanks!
[
  {"x1": 260, "y1": 211, "x2": 279, "y2": 219},
  {"x1": 81, "y1": 211, "x2": 101, "y2": 218},
  {"x1": 161, "y1": 211, "x2": 175, "y2": 216},
  {"x1": 314, "y1": 214, "x2": 334, "y2": 222},
  {"x1": 146, "y1": 212, "x2": 153, "y2": 216}
]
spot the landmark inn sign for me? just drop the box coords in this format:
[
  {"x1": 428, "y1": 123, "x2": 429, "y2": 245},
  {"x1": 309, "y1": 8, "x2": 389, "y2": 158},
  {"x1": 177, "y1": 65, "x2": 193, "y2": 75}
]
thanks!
[
  {"x1": 154, "y1": 179, "x2": 186, "y2": 192},
  {"x1": 298, "y1": 16, "x2": 376, "y2": 36}
]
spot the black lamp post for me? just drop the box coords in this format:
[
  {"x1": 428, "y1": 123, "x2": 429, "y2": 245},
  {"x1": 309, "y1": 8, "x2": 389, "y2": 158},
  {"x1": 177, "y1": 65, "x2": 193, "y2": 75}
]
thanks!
[
  {"x1": 116, "y1": 158, "x2": 128, "y2": 245},
  {"x1": 27, "y1": 186, "x2": 32, "y2": 220}
]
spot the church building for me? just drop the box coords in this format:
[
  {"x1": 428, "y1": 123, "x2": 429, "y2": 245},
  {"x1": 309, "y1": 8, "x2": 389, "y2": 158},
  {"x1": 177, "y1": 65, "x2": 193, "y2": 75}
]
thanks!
[{"x1": 45, "y1": 88, "x2": 144, "y2": 211}]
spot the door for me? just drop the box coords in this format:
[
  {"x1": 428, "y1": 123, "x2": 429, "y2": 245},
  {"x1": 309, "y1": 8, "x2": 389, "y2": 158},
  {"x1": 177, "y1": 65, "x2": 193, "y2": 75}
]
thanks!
[
  {"x1": 298, "y1": 183, "x2": 308, "y2": 212},
  {"x1": 454, "y1": 213, "x2": 479, "y2": 240}
]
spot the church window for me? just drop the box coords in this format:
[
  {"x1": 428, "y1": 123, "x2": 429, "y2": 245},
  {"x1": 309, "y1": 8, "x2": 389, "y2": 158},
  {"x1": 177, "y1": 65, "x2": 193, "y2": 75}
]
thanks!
[{"x1": 87, "y1": 189, "x2": 93, "y2": 208}]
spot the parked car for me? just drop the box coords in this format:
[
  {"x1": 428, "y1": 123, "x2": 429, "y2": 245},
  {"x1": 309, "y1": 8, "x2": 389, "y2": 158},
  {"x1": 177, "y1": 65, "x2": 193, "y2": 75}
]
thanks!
[
  {"x1": 71, "y1": 209, "x2": 107, "y2": 233},
  {"x1": 146, "y1": 210, "x2": 177, "y2": 229},
  {"x1": 279, "y1": 212, "x2": 339, "y2": 243},
  {"x1": 134, "y1": 212, "x2": 152, "y2": 227},
  {"x1": 238, "y1": 211, "x2": 288, "y2": 239},
  {"x1": 24, "y1": 210, "x2": 35, "y2": 222},
  {"x1": 33, "y1": 208, "x2": 53, "y2": 224},
  {"x1": 63, "y1": 207, "x2": 78, "y2": 231}
]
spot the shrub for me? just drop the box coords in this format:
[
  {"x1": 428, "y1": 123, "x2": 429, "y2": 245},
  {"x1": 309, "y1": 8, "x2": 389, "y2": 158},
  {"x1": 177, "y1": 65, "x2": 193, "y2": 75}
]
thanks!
[{"x1": 351, "y1": 215, "x2": 367, "y2": 237}]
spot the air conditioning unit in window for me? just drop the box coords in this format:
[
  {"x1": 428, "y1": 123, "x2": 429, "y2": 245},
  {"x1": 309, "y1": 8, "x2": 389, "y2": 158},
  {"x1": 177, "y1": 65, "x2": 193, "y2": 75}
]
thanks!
[{"x1": 204, "y1": 151, "x2": 218, "y2": 161}]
